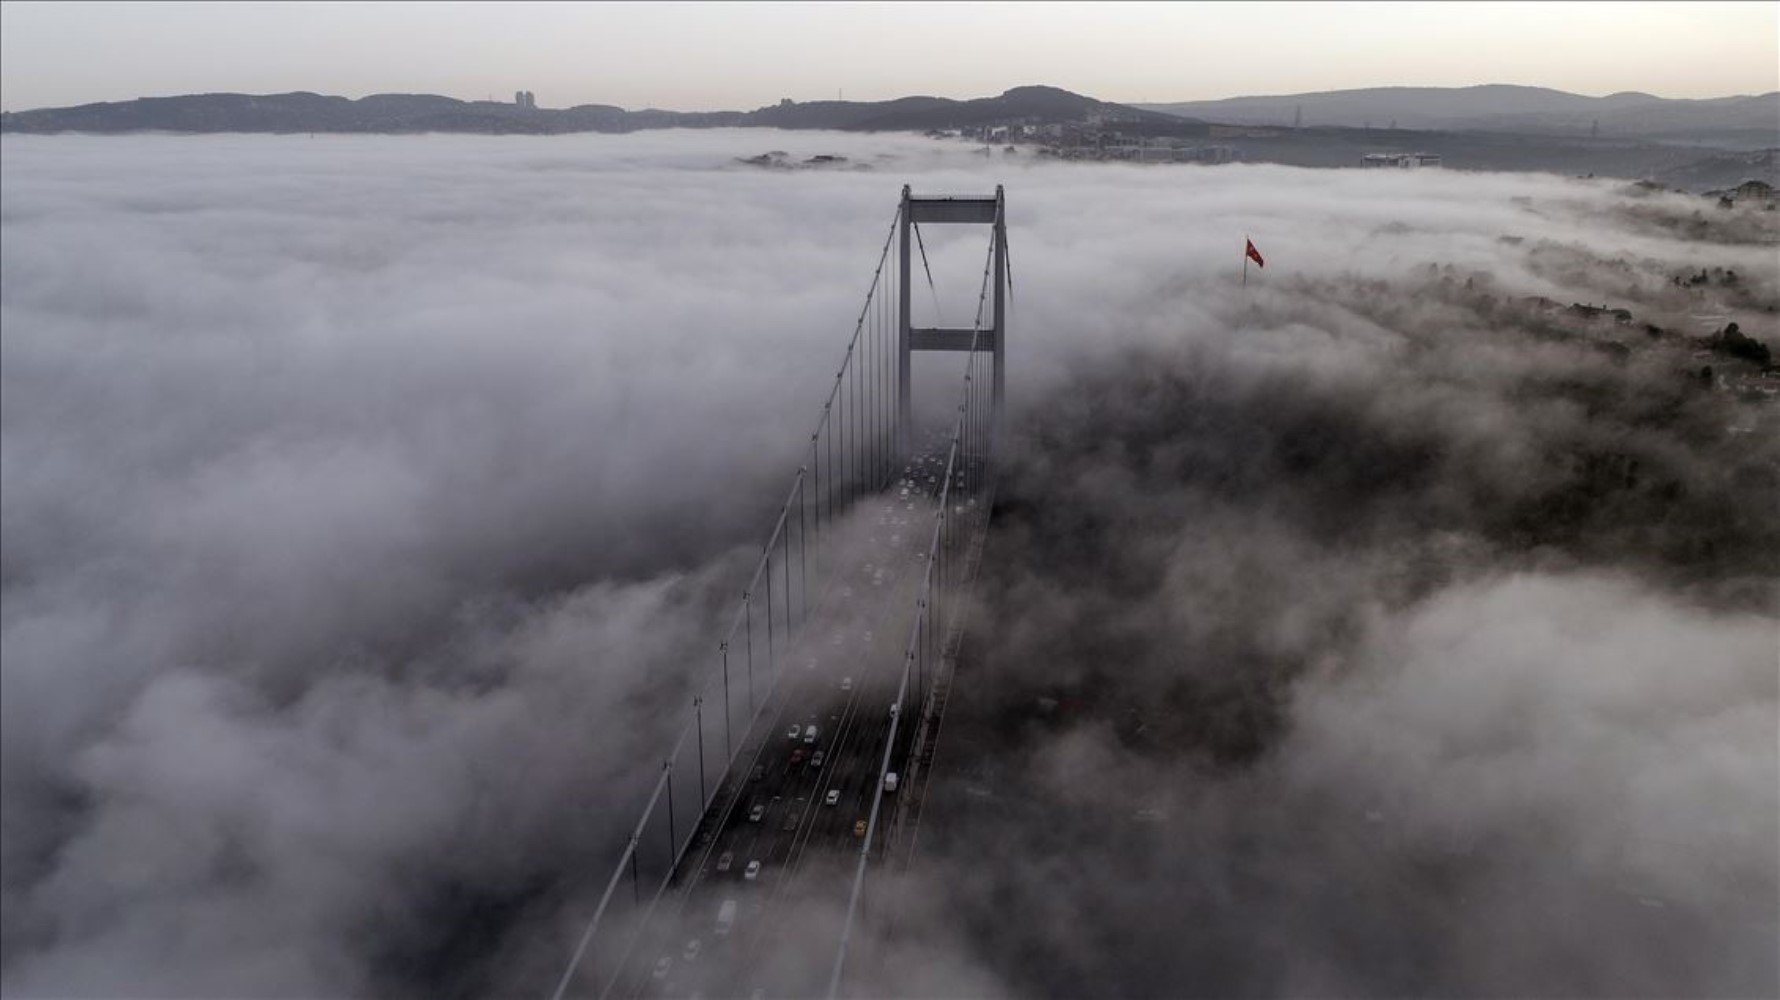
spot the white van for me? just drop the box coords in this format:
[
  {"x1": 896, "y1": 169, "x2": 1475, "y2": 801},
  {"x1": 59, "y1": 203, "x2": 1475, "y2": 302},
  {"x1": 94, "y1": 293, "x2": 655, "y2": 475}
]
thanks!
[
  {"x1": 884, "y1": 772, "x2": 899, "y2": 792},
  {"x1": 716, "y1": 899, "x2": 738, "y2": 937},
  {"x1": 803, "y1": 725, "x2": 818, "y2": 744}
]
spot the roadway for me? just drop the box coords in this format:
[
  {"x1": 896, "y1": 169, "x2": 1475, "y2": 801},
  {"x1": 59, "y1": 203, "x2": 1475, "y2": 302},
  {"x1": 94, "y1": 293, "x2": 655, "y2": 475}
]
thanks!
[{"x1": 606, "y1": 446, "x2": 955, "y2": 1000}]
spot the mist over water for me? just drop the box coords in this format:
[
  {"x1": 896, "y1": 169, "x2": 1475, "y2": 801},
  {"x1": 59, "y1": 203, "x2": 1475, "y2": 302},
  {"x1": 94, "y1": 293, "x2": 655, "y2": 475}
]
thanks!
[{"x1": 2, "y1": 130, "x2": 1775, "y2": 997}]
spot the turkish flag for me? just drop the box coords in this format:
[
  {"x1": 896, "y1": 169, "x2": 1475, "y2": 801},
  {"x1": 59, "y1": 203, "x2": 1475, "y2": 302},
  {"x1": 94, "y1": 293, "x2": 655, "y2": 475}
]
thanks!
[{"x1": 1245, "y1": 239, "x2": 1265, "y2": 267}]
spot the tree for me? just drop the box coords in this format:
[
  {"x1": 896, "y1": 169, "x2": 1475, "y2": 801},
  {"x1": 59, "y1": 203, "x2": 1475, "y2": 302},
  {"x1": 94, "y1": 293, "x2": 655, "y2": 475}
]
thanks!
[{"x1": 1711, "y1": 323, "x2": 1773, "y2": 368}]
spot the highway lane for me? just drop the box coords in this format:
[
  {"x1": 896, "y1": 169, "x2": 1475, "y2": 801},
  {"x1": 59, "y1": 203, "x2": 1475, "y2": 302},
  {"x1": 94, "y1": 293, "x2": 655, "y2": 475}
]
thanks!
[
  {"x1": 725, "y1": 463, "x2": 940, "y2": 997},
  {"x1": 616, "y1": 448, "x2": 951, "y2": 1000},
  {"x1": 737, "y1": 518, "x2": 930, "y2": 989}
]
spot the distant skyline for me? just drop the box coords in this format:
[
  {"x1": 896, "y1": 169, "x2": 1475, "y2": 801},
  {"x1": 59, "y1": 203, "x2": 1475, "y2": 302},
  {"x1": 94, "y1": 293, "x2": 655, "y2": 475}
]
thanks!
[{"x1": 2, "y1": 1, "x2": 1776, "y2": 114}]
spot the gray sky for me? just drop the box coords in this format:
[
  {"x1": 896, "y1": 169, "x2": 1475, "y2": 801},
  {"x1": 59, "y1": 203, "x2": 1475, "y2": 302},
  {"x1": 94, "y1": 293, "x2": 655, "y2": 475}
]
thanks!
[{"x1": 2, "y1": 1, "x2": 1776, "y2": 113}]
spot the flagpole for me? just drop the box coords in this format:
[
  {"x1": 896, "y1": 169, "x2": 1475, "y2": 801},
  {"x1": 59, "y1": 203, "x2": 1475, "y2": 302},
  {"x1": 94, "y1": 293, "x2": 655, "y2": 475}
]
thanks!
[{"x1": 1242, "y1": 234, "x2": 1249, "y2": 287}]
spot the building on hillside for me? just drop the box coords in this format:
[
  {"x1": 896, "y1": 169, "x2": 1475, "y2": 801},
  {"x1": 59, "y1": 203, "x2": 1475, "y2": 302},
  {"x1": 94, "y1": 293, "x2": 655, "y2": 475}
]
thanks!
[
  {"x1": 1361, "y1": 151, "x2": 1442, "y2": 169},
  {"x1": 1210, "y1": 124, "x2": 1279, "y2": 139}
]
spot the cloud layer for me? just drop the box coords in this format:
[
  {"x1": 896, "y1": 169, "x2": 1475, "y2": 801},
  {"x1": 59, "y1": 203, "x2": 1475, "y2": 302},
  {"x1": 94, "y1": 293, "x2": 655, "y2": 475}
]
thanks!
[{"x1": 2, "y1": 131, "x2": 1775, "y2": 996}]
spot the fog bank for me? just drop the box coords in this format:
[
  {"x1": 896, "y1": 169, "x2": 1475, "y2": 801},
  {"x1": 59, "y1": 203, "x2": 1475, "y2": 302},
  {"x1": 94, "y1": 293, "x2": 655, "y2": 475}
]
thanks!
[{"x1": 2, "y1": 130, "x2": 1775, "y2": 996}]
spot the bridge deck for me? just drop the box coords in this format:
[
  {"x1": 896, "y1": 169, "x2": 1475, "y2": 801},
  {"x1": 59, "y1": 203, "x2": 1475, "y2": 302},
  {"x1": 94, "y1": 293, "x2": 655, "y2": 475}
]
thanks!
[{"x1": 605, "y1": 445, "x2": 977, "y2": 999}]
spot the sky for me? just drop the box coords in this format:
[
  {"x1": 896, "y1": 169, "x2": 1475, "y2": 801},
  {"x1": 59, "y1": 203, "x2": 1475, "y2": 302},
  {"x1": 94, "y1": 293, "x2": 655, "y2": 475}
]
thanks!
[
  {"x1": 2, "y1": 129, "x2": 1776, "y2": 996},
  {"x1": 1, "y1": 1, "x2": 1777, "y2": 113}
]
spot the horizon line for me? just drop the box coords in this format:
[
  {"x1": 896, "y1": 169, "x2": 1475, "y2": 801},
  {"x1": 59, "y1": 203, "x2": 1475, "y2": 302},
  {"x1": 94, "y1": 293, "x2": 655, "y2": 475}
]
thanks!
[{"x1": 6, "y1": 81, "x2": 1777, "y2": 117}]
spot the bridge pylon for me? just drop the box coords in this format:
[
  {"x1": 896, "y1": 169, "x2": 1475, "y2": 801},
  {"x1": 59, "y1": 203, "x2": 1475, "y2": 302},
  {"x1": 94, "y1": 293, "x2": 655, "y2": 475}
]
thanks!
[{"x1": 897, "y1": 184, "x2": 1006, "y2": 458}]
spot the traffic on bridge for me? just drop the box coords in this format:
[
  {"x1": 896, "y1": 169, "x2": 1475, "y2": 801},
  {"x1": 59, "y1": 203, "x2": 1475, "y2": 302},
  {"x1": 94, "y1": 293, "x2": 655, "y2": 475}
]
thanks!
[
  {"x1": 614, "y1": 447, "x2": 961, "y2": 1000},
  {"x1": 550, "y1": 187, "x2": 1009, "y2": 1000}
]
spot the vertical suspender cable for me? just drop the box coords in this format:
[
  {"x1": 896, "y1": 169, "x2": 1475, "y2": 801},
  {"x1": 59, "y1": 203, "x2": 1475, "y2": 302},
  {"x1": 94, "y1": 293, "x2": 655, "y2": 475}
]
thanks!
[{"x1": 552, "y1": 198, "x2": 905, "y2": 1000}]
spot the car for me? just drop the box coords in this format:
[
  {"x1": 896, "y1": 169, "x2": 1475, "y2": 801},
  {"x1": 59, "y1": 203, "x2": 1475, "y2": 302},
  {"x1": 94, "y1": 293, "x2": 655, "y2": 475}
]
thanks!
[
  {"x1": 782, "y1": 809, "x2": 799, "y2": 832},
  {"x1": 853, "y1": 819, "x2": 868, "y2": 837},
  {"x1": 810, "y1": 750, "x2": 826, "y2": 769},
  {"x1": 652, "y1": 956, "x2": 672, "y2": 981},
  {"x1": 683, "y1": 939, "x2": 702, "y2": 962},
  {"x1": 790, "y1": 747, "x2": 806, "y2": 765},
  {"x1": 786, "y1": 724, "x2": 800, "y2": 740},
  {"x1": 716, "y1": 851, "x2": 734, "y2": 872},
  {"x1": 884, "y1": 772, "x2": 898, "y2": 792},
  {"x1": 825, "y1": 789, "x2": 840, "y2": 807},
  {"x1": 744, "y1": 860, "x2": 761, "y2": 881},
  {"x1": 803, "y1": 725, "x2": 818, "y2": 744},
  {"x1": 748, "y1": 803, "x2": 765, "y2": 823},
  {"x1": 841, "y1": 677, "x2": 853, "y2": 692},
  {"x1": 750, "y1": 764, "x2": 764, "y2": 782}
]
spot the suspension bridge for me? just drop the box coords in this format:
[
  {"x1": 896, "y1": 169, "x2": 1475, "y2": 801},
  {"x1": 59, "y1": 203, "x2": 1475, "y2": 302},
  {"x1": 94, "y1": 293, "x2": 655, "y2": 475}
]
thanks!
[{"x1": 548, "y1": 185, "x2": 1010, "y2": 1000}]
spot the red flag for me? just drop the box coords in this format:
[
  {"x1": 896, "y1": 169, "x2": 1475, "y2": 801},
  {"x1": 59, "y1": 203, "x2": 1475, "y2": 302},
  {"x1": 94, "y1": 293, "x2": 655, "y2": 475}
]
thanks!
[{"x1": 1245, "y1": 238, "x2": 1265, "y2": 268}]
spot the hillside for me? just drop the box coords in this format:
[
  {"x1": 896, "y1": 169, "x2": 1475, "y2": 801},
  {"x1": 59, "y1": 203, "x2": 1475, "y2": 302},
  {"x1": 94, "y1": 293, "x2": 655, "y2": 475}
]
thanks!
[
  {"x1": 0, "y1": 85, "x2": 1189, "y2": 136},
  {"x1": 1138, "y1": 85, "x2": 1780, "y2": 149},
  {"x1": 6, "y1": 83, "x2": 1770, "y2": 191}
]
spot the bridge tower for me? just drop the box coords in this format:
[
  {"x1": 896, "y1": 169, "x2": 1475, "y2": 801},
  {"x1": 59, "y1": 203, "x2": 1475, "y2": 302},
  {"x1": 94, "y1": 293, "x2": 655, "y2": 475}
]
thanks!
[{"x1": 897, "y1": 185, "x2": 1006, "y2": 456}]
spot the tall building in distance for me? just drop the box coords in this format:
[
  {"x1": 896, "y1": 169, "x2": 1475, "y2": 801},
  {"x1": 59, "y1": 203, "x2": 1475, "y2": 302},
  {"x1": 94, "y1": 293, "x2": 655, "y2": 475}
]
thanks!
[{"x1": 514, "y1": 90, "x2": 536, "y2": 109}]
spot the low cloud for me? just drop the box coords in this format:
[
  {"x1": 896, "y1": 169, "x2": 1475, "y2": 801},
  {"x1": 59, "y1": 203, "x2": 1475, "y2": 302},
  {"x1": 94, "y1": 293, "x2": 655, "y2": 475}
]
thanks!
[{"x1": 2, "y1": 130, "x2": 1775, "y2": 996}]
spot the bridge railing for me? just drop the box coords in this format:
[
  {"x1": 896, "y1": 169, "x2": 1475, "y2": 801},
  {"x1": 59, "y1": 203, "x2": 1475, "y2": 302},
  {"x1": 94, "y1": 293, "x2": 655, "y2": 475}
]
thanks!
[
  {"x1": 827, "y1": 221, "x2": 1002, "y2": 997},
  {"x1": 550, "y1": 197, "x2": 909, "y2": 1000}
]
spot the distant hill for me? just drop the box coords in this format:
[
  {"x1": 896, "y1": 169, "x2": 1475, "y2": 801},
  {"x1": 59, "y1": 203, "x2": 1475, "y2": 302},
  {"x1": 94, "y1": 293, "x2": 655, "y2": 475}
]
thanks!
[
  {"x1": 1163, "y1": 124, "x2": 1778, "y2": 193},
  {"x1": 747, "y1": 85, "x2": 1195, "y2": 132},
  {"x1": 0, "y1": 85, "x2": 1193, "y2": 136},
  {"x1": 7, "y1": 82, "x2": 1770, "y2": 191},
  {"x1": 1138, "y1": 85, "x2": 1780, "y2": 149},
  {"x1": 0, "y1": 91, "x2": 723, "y2": 135}
]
